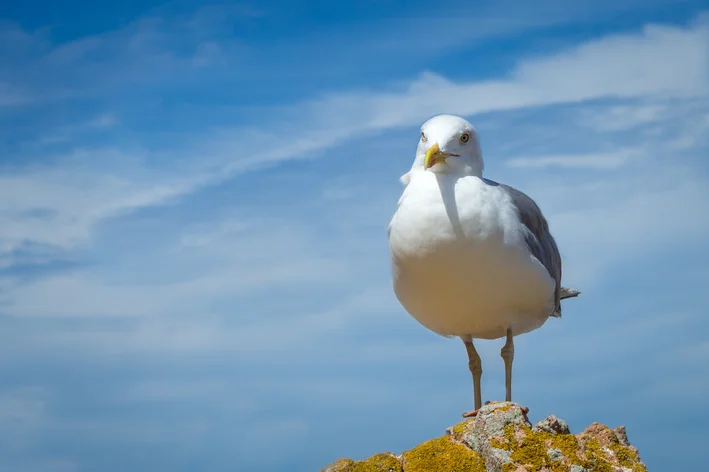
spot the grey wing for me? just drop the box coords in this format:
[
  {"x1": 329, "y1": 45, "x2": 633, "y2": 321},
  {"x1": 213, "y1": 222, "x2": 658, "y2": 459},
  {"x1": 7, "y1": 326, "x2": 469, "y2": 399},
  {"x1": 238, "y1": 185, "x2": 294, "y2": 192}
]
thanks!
[{"x1": 496, "y1": 182, "x2": 565, "y2": 317}]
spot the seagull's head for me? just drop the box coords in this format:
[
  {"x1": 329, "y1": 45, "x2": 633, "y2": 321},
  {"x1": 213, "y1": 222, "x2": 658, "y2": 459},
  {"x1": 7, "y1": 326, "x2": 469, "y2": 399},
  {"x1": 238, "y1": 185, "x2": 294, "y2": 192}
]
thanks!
[{"x1": 409, "y1": 114, "x2": 483, "y2": 181}]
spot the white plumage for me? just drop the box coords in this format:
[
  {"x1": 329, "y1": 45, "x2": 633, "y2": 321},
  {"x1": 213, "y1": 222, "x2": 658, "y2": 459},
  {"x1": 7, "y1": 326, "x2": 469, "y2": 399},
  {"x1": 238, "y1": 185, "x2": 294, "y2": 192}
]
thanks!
[
  {"x1": 387, "y1": 114, "x2": 578, "y2": 412},
  {"x1": 389, "y1": 170, "x2": 555, "y2": 339}
]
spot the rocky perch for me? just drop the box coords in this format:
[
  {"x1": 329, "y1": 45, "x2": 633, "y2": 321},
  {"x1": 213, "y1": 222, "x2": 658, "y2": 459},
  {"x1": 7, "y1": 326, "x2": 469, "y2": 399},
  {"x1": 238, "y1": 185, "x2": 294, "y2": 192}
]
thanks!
[{"x1": 321, "y1": 402, "x2": 647, "y2": 472}]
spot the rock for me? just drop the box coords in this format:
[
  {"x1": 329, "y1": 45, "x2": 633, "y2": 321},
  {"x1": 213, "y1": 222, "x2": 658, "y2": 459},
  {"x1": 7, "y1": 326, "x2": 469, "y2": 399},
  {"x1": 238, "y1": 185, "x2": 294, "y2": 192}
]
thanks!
[
  {"x1": 613, "y1": 426, "x2": 632, "y2": 447},
  {"x1": 321, "y1": 402, "x2": 647, "y2": 472},
  {"x1": 320, "y1": 452, "x2": 403, "y2": 471},
  {"x1": 547, "y1": 448, "x2": 564, "y2": 462},
  {"x1": 533, "y1": 415, "x2": 571, "y2": 435},
  {"x1": 402, "y1": 436, "x2": 485, "y2": 472},
  {"x1": 463, "y1": 401, "x2": 531, "y2": 472}
]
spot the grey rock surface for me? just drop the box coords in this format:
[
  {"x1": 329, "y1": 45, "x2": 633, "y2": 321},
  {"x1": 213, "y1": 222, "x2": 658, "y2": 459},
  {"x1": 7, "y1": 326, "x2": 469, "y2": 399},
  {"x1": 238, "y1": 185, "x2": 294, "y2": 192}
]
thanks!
[
  {"x1": 464, "y1": 401, "x2": 530, "y2": 472},
  {"x1": 533, "y1": 414, "x2": 571, "y2": 435}
]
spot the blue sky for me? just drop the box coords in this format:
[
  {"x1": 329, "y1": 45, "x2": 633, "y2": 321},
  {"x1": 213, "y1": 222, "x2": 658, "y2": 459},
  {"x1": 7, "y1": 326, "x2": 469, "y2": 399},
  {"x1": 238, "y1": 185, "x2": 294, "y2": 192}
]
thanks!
[{"x1": 1, "y1": 0, "x2": 708, "y2": 471}]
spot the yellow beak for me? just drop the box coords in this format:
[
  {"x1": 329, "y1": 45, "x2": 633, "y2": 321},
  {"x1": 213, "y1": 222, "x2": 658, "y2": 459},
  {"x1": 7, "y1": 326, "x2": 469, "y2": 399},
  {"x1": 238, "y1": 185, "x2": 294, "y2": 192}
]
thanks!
[{"x1": 424, "y1": 143, "x2": 454, "y2": 169}]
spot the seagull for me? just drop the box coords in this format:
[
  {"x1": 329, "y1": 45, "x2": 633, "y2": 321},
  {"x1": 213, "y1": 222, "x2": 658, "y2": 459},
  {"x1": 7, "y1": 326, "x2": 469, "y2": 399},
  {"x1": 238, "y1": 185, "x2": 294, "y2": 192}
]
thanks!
[{"x1": 387, "y1": 114, "x2": 579, "y2": 416}]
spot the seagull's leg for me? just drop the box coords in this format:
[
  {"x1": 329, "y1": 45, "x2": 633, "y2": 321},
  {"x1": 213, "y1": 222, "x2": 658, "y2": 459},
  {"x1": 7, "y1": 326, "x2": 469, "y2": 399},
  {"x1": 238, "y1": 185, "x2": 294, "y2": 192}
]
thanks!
[
  {"x1": 501, "y1": 327, "x2": 514, "y2": 402},
  {"x1": 461, "y1": 339, "x2": 483, "y2": 417}
]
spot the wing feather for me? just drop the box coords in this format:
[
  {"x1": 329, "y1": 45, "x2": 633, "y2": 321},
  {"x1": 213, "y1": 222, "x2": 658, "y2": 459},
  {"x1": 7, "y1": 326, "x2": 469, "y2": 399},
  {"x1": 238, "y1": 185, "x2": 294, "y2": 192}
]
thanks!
[{"x1": 495, "y1": 181, "x2": 565, "y2": 316}]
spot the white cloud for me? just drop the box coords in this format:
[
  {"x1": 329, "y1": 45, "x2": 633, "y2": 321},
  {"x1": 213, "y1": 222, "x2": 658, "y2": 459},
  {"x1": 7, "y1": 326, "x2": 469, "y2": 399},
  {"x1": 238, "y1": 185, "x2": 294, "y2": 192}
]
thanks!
[
  {"x1": 579, "y1": 103, "x2": 669, "y2": 132},
  {"x1": 0, "y1": 157, "x2": 208, "y2": 264},
  {"x1": 0, "y1": 279, "x2": 398, "y2": 359},
  {"x1": 0, "y1": 15, "x2": 707, "y2": 347},
  {"x1": 1, "y1": 253, "x2": 346, "y2": 318},
  {"x1": 513, "y1": 22, "x2": 708, "y2": 99},
  {"x1": 576, "y1": 96, "x2": 709, "y2": 151},
  {"x1": 1, "y1": 11, "x2": 708, "y2": 472},
  {"x1": 36, "y1": 113, "x2": 119, "y2": 145},
  {"x1": 0, "y1": 8, "x2": 254, "y2": 104},
  {"x1": 516, "y1": 165, "x2": 709, "y2": 289},
  {"x1": 557, "y1": 180, "x2": 709, "y2": 249},
  {"x1": 320, "y1": 17, "x2": 709, "y2": 132},
  {"x1": 506, "y1": 148, "x2": 640, "y2": 169},
  {"x1": 178, "y1": 218, "x2": 260, "y2": 248},
  {"x1": 2, "y1": 15, "x2": 706, "y2": 269}
]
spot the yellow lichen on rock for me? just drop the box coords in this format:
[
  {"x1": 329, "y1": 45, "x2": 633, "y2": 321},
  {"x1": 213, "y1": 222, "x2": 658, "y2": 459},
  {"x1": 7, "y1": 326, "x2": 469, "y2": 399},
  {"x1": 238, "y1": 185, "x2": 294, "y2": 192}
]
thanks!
[
  {"x1": 320, "y1": 453, "x2": 402, "y2": 472},
  {"x1": 578, "y1": 423, "x2": 648, "y2": 472},
  {"x1": 320, "y1": 403, "x2": 647, "y2": 472},
  {"x1": 491, "y1": 420, "x2": 648, "y2": 472},
  {"x1": 321, "y1": 458, "x2": 357, "y2": 471},
  {"x1": 496, "y1": 423, "x2": 585, "y2": 472},
  {"x1": 447, "y1": 419, "x2": 474, "y2": 442},
  {"x1": 402, "y1": 436, "x2": 486, "y2": 472}
]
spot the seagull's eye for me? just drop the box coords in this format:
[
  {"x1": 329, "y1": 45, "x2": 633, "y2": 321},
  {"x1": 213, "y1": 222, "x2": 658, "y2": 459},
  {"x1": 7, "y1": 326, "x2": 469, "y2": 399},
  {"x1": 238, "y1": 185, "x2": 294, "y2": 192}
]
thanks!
[
  {"x1": 460, "y1": 132, "x2": 471, "y2": 144},
  {"x1": 421, "y1": 132, "x2": 427, "y2": 142}
]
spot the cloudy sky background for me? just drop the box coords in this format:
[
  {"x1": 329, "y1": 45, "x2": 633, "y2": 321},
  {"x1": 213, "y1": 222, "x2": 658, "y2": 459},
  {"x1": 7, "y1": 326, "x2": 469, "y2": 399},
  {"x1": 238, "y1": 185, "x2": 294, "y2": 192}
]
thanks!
[{"x1": 1, "y1": 0, "x2": 708, "y2": 470}]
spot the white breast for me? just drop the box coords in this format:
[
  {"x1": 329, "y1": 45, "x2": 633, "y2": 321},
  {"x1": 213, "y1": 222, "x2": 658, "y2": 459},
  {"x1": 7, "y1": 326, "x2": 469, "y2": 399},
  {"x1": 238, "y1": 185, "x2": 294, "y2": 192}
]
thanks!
[{"x1": 388, "y1": 171, "x2": 555, "y2": 340}]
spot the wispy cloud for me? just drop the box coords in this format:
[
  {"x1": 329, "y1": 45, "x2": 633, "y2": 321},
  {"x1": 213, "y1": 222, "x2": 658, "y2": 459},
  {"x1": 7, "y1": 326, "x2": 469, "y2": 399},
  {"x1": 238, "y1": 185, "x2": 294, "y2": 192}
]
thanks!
[
  {"x1": 1, "y1": 221, "x2": 348, "y2": 319},
  {"x1": 5, "y1": 1, "x2": 678, "y2": 110},
  {"x1": 0, "y1": 156, "x2": 209, "y2": 265},
  {"x1": 0, "y1": 6, "x2": 260, "y2": 106},
  {"x1": 298, "y1": 16, "x2": 708, "y2": 132},
  {"x1": 1, "y1": 6, "x2": 709, "y2": 472},
  {"x1": 506, "y1": 148, "x2": 641, "y2": 169},
  {"x1": 2, "y1": 14, "x2": 707, "y2": 274}
]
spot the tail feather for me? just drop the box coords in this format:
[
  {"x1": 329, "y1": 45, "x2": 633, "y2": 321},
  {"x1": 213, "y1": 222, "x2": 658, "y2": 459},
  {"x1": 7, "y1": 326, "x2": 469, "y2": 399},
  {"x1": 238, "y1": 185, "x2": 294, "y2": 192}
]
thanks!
[
  {"x1": 551, "y1": 287, "x2": 581, "y2": 318},
  {"x1": 560, "y1": 287, "x2": 581, "y2": 300}
]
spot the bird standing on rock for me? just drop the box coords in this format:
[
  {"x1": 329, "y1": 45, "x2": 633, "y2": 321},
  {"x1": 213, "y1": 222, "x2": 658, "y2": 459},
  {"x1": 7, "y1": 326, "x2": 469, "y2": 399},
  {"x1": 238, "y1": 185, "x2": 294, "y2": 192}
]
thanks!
[{"x1": 387, "y1": 114, "x2": 579, "y2": 416}]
